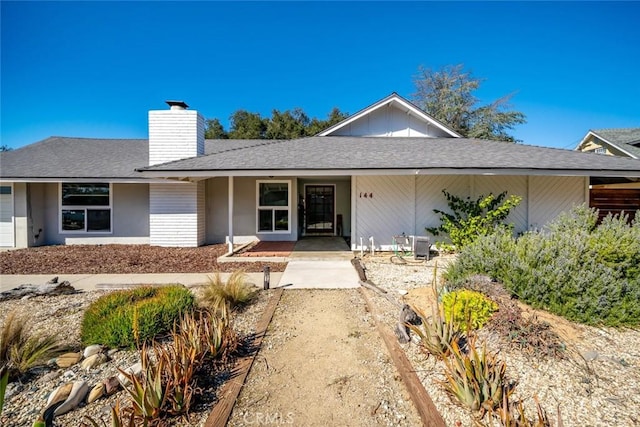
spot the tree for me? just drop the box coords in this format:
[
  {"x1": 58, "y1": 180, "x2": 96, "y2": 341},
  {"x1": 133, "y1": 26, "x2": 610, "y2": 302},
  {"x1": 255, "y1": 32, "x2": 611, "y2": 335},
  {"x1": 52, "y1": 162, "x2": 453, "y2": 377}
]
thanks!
[
  {"x1": 266, "y1": 108, "x2": 310, "y2": 139},
  {"x1": 204, "y1": 107, "x2": 349, "y2": 140},
  {"x1": 0, "y1": 145, "x2": 12, "y2": 152},
  {"x1": 307, "y1": 107, "x2": 349, "y2": 135},
  {"x1": 204, "y1": 118, "x2": 228, "y2": 139},
  {"x1": 228, "y1": 110, "x2": 268, "y2": 139},
  {"x1": 412, "y1": 64, "x2": 526, "y2": 142}
]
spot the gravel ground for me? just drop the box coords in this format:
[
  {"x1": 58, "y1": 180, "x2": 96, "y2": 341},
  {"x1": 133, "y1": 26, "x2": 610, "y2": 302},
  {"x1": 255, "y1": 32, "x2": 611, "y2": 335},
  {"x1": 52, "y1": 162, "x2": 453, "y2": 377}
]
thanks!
[
  {"x1": 3, "y1": 252, "x2": 638, "y2": 427},
  {"x1": 361, "y1": 253, "x2": 640, "y2": 427},
  {"x1": 0, "y1": 285, "x2": 272, "y2": 427},
  {"x1": 0, "y1": 244, "x2": 287, "y2": 274}
]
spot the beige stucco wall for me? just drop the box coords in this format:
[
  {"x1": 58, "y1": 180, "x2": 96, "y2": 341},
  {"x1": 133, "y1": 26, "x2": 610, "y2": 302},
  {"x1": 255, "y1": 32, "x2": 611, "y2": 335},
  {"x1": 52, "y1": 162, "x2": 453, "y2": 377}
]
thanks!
[
  {"x1": 205, "y1": 176, "x2": 301, "y2": 244},
  {"x1": 37, "y1": 182, "x2": 149, "y2": 245}
]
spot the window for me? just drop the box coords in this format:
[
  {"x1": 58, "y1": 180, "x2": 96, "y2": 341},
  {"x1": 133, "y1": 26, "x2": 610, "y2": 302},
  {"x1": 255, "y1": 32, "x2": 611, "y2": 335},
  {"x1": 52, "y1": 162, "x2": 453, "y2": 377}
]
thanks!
[
  {"x1": 60, "y1": 183, "x2": 112, "y2": 233},
  {"x1": 257, "y1": 181, "x2": 290, "y2": 233},
  {"x1": 594, "y1": 147, "x2": 607, "y2": 155}
]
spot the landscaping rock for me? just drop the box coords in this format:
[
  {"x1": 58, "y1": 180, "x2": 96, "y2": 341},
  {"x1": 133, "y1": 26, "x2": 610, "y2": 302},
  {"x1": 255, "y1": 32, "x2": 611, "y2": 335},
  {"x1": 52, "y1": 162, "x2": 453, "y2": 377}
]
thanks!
[
  {"x1": 81, "y1": 353, "x2": 108, "y2": 371},
  {"x1": 0, "y1": 280, "x2": 77, "y2": 301},
  {"x1": 40, "y1": 371, "x2": 61, "y2": 383},
  {"x1": 87, "y1": 383, "x2": 105, "y2": 404},
  {"x1": 45, "y1": 382, "x2": 73, "y2": 408},
  {"x1": 103, "y1": 376, "x2": 121, "y2": 396},
  {"x1": 83, "y1": 344, "x2": 103, "y2": 358},
  {"x1": 56, "y1": 352, "x2": 82, "y2": 368},
  {"x1": 54, "y1": 380, "x2": 89, "y2": 416}
]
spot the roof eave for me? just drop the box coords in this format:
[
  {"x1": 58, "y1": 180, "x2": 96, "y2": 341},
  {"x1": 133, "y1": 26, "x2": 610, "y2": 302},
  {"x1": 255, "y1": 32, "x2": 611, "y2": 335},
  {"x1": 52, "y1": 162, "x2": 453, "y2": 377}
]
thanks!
[{"x1": 136, "y1": 167, "x2": 640, "y2": 179}]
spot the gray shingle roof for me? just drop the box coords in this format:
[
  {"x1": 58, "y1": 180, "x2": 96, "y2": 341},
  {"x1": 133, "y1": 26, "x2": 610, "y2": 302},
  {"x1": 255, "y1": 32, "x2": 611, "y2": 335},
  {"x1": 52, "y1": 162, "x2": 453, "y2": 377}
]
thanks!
[
  {"x1": 3, "y1": 136, "x2": 639, "y2": 180},
  {"x1": 591, "y1": 128, "x2": 640, "y2": 159},
  {"x1": 141, "y1": 136, "x2": 640, "y2": 176},
  {"x1": 0, "y1": 137, "x2": 148, "y2": 179},
  {"x1": 0, "y1": 138, "x2": 267, "y2": 179}
]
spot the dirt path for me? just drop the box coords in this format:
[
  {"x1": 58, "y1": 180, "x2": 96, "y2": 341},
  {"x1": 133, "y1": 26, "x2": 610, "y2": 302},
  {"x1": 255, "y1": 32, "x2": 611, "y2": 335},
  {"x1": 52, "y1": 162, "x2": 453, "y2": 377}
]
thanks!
[{"x1": 227, "y1": 289, "x2": 422, "y2": 427}]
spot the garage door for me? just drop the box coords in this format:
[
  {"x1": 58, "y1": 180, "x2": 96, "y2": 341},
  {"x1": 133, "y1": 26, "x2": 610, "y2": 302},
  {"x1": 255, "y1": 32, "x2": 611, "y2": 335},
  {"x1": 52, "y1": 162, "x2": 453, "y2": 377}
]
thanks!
[{"x1": 0, "y1": 185, "x2": 14, "y2": 247}]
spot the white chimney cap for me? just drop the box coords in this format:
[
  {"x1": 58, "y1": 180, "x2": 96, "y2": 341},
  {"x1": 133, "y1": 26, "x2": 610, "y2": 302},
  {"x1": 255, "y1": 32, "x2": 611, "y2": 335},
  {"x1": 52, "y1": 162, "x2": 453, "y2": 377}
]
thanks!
[{"x1": 165, "y1": 100, "x2": 189, "y2": 110}]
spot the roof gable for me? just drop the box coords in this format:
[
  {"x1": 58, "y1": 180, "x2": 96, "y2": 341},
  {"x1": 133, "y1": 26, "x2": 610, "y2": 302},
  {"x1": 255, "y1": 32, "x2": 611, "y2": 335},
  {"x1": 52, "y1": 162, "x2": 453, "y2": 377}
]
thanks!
[
  {"x1": 576, "y1": 128, "x2": 640, "y2": 159},
  {"x1": 318, "y1": 93, "x2": 461, "y2": 138}
]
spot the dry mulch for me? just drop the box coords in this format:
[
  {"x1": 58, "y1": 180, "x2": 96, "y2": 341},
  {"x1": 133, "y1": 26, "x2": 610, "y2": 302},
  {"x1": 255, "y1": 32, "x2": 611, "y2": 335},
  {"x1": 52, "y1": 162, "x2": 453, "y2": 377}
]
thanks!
[{"x1": 0, "y1": 244, "x2": 287, "y2": 274}]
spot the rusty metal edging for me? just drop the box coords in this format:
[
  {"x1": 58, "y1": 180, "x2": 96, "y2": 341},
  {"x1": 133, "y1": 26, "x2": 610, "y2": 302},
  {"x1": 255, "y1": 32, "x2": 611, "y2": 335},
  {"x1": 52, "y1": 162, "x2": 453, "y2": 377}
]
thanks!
[
  {"x1": 359, "y1": 287, "x2": 446, "y2": 427},
  {"x1": 204, "y1": 288, "x2": 284, "y2": 427}
]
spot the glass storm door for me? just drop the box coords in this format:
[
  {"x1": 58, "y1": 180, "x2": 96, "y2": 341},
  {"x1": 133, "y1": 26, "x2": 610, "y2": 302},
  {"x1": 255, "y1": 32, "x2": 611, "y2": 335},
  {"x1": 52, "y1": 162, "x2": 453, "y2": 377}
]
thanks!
[{"x1": 305, "y1": 185, "x2": 334, "y2": 234}]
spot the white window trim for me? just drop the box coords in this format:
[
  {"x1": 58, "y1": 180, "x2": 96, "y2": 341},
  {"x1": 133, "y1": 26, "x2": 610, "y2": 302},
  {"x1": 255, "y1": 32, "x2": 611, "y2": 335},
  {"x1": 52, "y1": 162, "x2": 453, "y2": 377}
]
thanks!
[
  {"x1": 256, "y1": 180, "x2": 291, "y2": 234},
  {"x1": 59, "y1": 182, "x2": 113, "y2": 234}
]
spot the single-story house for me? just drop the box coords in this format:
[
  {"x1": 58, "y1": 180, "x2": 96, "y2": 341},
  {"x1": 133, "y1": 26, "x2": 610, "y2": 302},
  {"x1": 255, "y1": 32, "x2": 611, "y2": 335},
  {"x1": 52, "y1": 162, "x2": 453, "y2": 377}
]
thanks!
[
  {"x1": 574, "y1": 128, "x2": 640, "y2": 221},
  {"x1": 2, "y1": 93, "x2": 639, "y2": 250}
]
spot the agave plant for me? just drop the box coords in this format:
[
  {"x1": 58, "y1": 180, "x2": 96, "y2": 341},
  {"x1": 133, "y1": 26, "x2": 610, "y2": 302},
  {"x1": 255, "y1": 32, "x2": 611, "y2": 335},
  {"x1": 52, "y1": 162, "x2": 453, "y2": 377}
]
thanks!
[
  {"x1": 408, "y1": 276, "x2": 464, "y2": 359},
  {"x1": 82, "y1": 401, "x2": 137, "y2": 427},
  {"x1": 118, "y1": 344, "x2": 167, "y2": 422},
  {"x1": 442, "y1": 338, "x2": 512, "y2": 416},
  {"x1": 202, "y1": 313, "x2": 227, "y2": 360},
  {"x1": 161, "y1": 336, "x2": 196, "y2": 415},
  {"x1": 177, "y1": 312, "x2": 207, "y2": 364},
  {"x1": 488, "y1": 394, "x2": 561, "y2": 427},
  {"x1": 409, "y1": 304, "x2": 463, "y2": 359}
]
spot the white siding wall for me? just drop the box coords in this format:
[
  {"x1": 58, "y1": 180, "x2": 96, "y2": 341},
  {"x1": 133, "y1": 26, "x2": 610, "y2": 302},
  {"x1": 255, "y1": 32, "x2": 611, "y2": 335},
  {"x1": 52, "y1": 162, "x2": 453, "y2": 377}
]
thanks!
[
  {"x1": 355, "y1": 176, "x2": 415, "y2": 250},
  {"x1": 331, "y1": 105, "x2": 451, "y2": 137},
  {"x1": 197, "y1": 180, "x2": 205, "y2": 246},
  {"x1": 354, "y1": 175, "x2": 588, "y2": 250},
  {"x1": 150, "y1": 183, "x2": 202, "y2": 247},
  {"x1": 529, "y1": 176, "x2": 587, "y2": 230},
  {"x1": 416, "y1": 175, "x2": 471, "y2": 234},
  {"x1": 148, "y1": 110, "x2": 204, "y2": 166}
]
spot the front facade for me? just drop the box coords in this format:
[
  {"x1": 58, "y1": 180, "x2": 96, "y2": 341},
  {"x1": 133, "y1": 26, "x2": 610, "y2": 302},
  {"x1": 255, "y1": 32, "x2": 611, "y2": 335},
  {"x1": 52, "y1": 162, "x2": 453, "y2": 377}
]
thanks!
[{"x1": 2, "y1": 94, "x2": 640, "y2": 250}]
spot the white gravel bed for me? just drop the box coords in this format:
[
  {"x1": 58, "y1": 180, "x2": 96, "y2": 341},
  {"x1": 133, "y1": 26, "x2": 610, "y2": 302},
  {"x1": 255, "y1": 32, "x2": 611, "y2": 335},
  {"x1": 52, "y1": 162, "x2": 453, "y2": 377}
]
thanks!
[{"x1": 360, "y1": 253, "x2": 640, "y2": 427}]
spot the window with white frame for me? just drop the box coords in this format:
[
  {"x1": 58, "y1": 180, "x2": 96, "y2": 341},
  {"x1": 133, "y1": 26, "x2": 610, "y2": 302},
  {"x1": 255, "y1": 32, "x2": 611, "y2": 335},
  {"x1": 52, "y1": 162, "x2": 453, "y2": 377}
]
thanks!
[
  {"x1": 257, "y1": 181, "x2": 290, "y2": 233},
  {"x1": 60, "y1": 183, "x2": 112, "y2": 233}
]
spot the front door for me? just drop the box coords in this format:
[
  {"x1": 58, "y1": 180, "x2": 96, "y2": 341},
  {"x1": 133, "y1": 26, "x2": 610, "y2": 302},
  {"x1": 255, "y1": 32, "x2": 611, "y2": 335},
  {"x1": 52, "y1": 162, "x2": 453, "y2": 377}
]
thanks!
[{"x1": 305, "y1": 185, "x2": 334, "y2": 234}]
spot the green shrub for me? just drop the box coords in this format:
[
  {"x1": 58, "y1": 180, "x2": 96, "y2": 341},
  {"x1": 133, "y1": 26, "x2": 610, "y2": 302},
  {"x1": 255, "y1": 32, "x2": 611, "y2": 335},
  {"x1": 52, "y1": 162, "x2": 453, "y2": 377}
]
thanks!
[
  {"x1": 81, "y1": 286, "x2": 195, "y2": 348},
  {"x1": 442, "y1": 338, "x2": 511, "y2": 414},
  {"x1": 426, "y1": 190, "x2": 522, "y2": 251},
  {"x1": 445, "y1": 205, "x2": 640, "y2": 327},
  {"x1": 442, "y1": 289, "x2": 498, "y2": 331}
]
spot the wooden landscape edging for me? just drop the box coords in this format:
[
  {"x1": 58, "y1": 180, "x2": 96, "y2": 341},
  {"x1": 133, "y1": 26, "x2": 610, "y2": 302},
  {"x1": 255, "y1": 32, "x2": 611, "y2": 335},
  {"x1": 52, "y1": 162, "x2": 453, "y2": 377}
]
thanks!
[
  {"x1": 204, "y1": 287, "x2": 284, "y2": 427},
  {"x1": 359, "y1": 287, "x2": 446, "y2": 427}
]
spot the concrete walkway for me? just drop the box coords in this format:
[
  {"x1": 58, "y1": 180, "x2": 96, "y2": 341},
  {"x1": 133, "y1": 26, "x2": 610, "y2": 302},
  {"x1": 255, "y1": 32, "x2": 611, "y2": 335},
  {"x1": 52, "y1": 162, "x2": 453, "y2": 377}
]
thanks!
[
  {"x1": 0, "y1": 237, "x2": 360, "y2": 292},
  {"x1": 0, "y1": 272, "x2": 282, "y2": 293},
  {"x1": 276, "y1": 237, "x2": 360, "y2": 289}
]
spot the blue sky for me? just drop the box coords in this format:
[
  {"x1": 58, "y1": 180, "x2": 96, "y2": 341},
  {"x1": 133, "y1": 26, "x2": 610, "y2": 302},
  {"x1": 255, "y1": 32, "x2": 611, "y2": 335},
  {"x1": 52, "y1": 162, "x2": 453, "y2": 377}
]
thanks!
[{"x1": 1, "y1": 1, "x2": 639, "y2": 150}]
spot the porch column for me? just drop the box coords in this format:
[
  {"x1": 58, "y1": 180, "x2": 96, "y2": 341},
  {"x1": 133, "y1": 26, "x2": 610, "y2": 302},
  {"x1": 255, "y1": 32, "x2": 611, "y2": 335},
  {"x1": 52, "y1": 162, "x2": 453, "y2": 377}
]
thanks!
[{"x1": 228, "y1": 176, "x2": 234, "y2": 254}]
